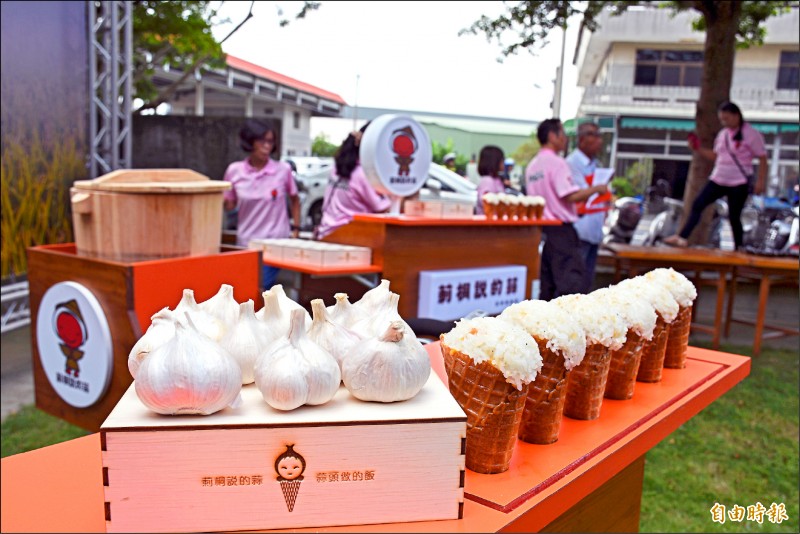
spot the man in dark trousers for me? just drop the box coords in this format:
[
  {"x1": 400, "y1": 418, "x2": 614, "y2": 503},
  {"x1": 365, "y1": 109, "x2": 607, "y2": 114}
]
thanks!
[{"x1": 524, "y1": 119, "x2": 609, "y2": 300}]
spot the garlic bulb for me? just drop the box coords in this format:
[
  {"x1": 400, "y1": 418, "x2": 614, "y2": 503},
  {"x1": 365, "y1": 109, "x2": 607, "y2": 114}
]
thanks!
[
  {"x1": 255, "y1": 285, "x2": 312, "y2": 330},
  {"x1": 198, "y1": 284, "x2": 239, "y2": 330},
  {"x1": 342, "y1": 320, "x2": 431, "y2": 402},
  {"x1": 353, "y1": 279, "x2": 391, "y2": 314},
  {"x1": 326, "y1": 292, "x2": 369, "y2": 329},
  {"x1": 308, "y1": 298, "x2": 362, "y2": 371},
  {"x1": 253, "y1": 309, "x2": 341, "y2": 411},
  {"x1": 174, "y1": 289, "x2": 225, "y2": 341},
  {"x1": 128, "y1": 307, "x2": 177, "y2": 379},
  {"x1": 351, "y1": 292, "x2": 413, "y2": 339},
  {"x1": 219, "y1": 300, "x2": 272, "y2": 384},
  {"x1": 135, "y1": 313, "x2": 243, "y2": 415}
]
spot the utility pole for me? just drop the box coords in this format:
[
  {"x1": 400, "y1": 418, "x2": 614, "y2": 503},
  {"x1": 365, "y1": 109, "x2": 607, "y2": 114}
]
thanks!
[
  {"x1": 551, "y1": 25, "x2": 567, "y2": 119},
  {"x1": 353, "y1": 73, "x2": 360, "y2": 130}
]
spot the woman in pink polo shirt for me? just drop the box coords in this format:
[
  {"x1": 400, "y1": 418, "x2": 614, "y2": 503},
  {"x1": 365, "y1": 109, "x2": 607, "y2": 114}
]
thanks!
[
  {"x1": 315, "y1": 122, "x2": 391, "y2": 239},
  {"x1": 665, "y1": 102, "x2": 767, "y2": 250},
  {"x1": 475, "y1": 145, "x2": 506, "y2": 215},
  {"x1": 223, "y1": 119, "x2": 300, "y2": 289}
]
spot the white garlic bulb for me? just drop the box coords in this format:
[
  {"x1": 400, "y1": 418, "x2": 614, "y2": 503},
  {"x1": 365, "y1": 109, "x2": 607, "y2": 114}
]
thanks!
[
  {"x1": 255, "y1": 285, "x2": 312, "y2": 330},
  {"x1": 341, "y1": 320, "x2": 431, "y2": 403},
  {"x1": 353, "y1": 279, "x2": 391, "y2": 314},
  {"x1": 174, "y1": 289, "x2": 225, "y2": 341},
  {"x1": 326, "y1": 292, "x2": 369, "y2": 329},
  {"x1": 134, "y1": 313, "x2": 243, "y2": 415},
  {"x1": 308, "y1": 298, "x2": 362, "y2": 371},
  {"x1": 219, "y1": 300, "x2": 272, "y2": 384},
  {"x1": 199, "y1": 284, "x2": 239, "y2": 329},
  {"x1": 253, "y1": 309, "x2": 341, "y2": 411},
  {"x1": 128, "y1": 307, "x2": 177, "y2": 379},
  {"x1": 351, "y1": 292, "x2": 413, "y2": 339}
]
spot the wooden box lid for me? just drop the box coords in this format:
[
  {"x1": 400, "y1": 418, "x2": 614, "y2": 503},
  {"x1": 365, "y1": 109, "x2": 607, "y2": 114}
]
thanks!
[{"x1": 73, "y1": 169, "x2": 231, "y2": 194}]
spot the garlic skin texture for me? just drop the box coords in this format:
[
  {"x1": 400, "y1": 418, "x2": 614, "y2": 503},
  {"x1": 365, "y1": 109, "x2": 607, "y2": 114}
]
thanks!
[
  {"x1": 326, "y1": 293, "x2": 368, "y2": 329},
  {"x1": 308, "y1": 298, "x2": 362, "y2": 371},
  {"x1": 128, "y1": 307, "x2": 177, "y2": 379},
  {"x1": 134, "y1": 314, "x2": 243, "y2": 415},
  {"x1": 342, "y1": 320, "x2": 431, "y2": 403},
  {"x1": 198, "y1": 284, "x2": 239, "y2": 328},
  {"x1": 219, "y1": 300, "x2": 272, "y2": 384},
  {"x1": 253, "y1": 309, "x2": 341, "y2": 411},
  {"x1": 255, "y1": 285, "x2": 312, "y2": 331},
  {"x1": 353, "y1": 279, "x2": 391, "y2": 315},
  {"x1": 351, "y1": 292, "x2": 413, "y2": 339},
  {"x1": 174, "y1": 289, "x2": 225, "y2": 341}
]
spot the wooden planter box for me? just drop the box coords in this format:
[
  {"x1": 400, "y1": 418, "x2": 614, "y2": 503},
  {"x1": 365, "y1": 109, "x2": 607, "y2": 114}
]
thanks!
[
  {"x1": 71, "y1": 169, "x2": 230, "y2": 262},
  {"x1": 100, "y1": 376, "x2": 467, "y2": 532}
]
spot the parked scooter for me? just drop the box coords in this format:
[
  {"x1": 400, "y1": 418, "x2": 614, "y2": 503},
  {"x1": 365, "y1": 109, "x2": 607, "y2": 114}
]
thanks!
[
  {"x1": 602, "y1": 197, "x2": 643, "y2": 245},
  {"x1": 641, "y1": 196, "x2": 727, "y2": 248},
  {"x1": 742, "y1": 196, "x2": 799, "y2": 256}
]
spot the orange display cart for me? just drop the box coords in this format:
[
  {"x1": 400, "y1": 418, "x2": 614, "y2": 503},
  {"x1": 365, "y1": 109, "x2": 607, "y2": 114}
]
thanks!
[
  {"x1": 1, "y1": 342, "x2": 749, "y2": 533},
  {"x1": 27, "y1": 243, "x2": 261, "y2": 431}
]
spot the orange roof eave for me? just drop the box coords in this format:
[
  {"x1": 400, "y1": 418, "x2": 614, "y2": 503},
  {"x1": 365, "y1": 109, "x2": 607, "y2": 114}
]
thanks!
[{"x1": 225, "y1": 54, "x2": 347, "y2": 106}]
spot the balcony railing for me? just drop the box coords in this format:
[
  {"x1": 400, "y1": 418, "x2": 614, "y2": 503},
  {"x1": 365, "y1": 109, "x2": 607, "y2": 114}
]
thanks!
[{"x1": 581, "y1": 85, "x2": 799, "y2": 111}]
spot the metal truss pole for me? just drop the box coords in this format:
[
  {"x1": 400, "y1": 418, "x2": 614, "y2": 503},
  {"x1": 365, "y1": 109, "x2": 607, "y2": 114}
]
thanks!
[{"x1": 88, "y1": 1, "x2": 132, "y2": 179}]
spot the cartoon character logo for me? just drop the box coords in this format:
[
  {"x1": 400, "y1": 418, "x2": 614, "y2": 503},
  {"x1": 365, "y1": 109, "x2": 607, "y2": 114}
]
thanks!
[
  {"x1": 52, "y1": 299, "x2": 87, "y2": 377},
  {"x1": 275, "y1": 444, "x2": 306, "y2": 512},
  {"x1": 390, "y1": 125, "x2": 418, "y2": 176}
]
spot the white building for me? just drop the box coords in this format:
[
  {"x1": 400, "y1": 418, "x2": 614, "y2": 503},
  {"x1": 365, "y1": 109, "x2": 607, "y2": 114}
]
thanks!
[
  {"x1": 573, "y1": 6, "x2": 799, "y2": 198},
  {"x1": 159, "y1": 55, "x2": 347, "y2": 158}
]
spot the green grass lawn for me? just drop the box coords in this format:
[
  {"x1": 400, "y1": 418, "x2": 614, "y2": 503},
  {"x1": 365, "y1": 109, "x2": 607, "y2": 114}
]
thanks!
[{"x1": 2, "y1": 342, "x2": 797, "y2": 532}]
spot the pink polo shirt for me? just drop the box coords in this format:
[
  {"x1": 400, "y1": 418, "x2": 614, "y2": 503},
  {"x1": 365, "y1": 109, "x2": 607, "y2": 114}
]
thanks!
[
  {"x1": 223, "y1": 158, "x2": 297, "y2": 246},
  {"x1": 710, "y1": 123, "x2": 767, "y2": 187},
  {"x1": 316, "y1": 164, "x2": 391, "y2": 239},
  {"x1": 524, "y1": 148, "x2": 580, "y2": 223},
  {"x1": 476, "y1": 175, "x2": 505, "y2": 214}
]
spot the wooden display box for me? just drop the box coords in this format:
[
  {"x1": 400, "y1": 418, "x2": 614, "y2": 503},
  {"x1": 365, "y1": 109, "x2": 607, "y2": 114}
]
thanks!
[
  {"x1": 100, "y1": 375, "x2": 467, "y2": 533},
  {"x1": 28, "y1": 243, "x2": 261, "y2": 432}
]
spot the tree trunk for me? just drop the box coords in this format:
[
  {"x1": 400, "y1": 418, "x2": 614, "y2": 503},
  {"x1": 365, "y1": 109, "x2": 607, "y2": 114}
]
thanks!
[{"x1": 680, "y1": 1, "x2": 741, "y2": 245}]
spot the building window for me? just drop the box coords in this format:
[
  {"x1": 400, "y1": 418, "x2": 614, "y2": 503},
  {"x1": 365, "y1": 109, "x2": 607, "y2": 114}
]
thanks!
[
  {"x1": 634, "y1": 49, "x2": 704, "y2": 87},
  {"x1": 293, "y1": 111, "x2": 300, "y2": 129},
  {"x1": 777, "y1": 50, "x2": 799, "y2": 90}
]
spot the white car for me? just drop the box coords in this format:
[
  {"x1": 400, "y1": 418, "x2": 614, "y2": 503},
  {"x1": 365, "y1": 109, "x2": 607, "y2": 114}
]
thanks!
[{"x1": 295, "y1": 163, "x2": 478, "y2": 231}]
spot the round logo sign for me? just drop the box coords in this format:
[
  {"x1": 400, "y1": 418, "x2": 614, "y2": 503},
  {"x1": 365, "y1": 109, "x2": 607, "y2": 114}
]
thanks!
[
  {"x1": 359, "y1": 114, "x2": 432, "y2": 198},
  {"x1": 36, "y1": 281, "x2": 113, "y2": 408}
]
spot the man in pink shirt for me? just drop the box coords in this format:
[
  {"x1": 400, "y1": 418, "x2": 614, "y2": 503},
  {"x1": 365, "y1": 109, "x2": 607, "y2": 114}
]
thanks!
[{"x1": 525, "y1": 119, "x2": 609, "y2": 300}]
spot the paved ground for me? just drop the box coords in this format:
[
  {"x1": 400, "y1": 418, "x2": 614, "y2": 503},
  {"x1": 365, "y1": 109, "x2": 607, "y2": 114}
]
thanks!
[{"x1": 2, "y1": 272, "x2": 797, "y2": 422}]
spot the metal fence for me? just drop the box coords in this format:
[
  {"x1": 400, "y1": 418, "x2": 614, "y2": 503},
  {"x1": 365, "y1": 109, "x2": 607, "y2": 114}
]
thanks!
[{"x1": 1, "y1": 280, "x2": 30, "y2": 334}]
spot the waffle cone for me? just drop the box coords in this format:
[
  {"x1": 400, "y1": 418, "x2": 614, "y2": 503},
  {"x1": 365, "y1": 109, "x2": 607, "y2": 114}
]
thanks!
[
  {"x1": 517, "y1": 337, "x2": 569, "y2": 444},
  {"x1": 483, "y1": 201, "x2": 497, "y2": 220},
  {"x1": 604, "y1": 330, "x2": 645, "y2": 400},
  {"x1": 664, "y1": 305, "x2": 692, "y2": 368},
  {"x1": 637, "y1": 315, "x2": 669, "y2": 383},
  {"x1": 279, "y1": 479, "x2": 301, "y2": 512},
  {"x1": 564, "y1": 342, "x2": 611, "y2": 420},
  {"x1": 441, "y1": 342, "x2": 528, "y2": 474},
  {"x1": 533, "y1": 205, "x2": 544, "y2": 219}
]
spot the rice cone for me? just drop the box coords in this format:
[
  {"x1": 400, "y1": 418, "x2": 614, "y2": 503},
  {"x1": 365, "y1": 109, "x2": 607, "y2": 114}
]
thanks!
[
  {"x1": 637, "y1": 315, "x2": 669, "y2": 383},
  {"x1": 441, "y1": 343, "x2": 528, "y2": 474},
  {"x1": 517, "y1": 337, "x2": 569, "y2": 444},
  {"x1": 663, "y1": 305, "x2": 692, "y2": 369},
  {"x1": 605, "y1": 330, "x2": 645, "y2": 400},
  {"x1": 564, "y1": 342, "x2": 611, "y2": 420}
]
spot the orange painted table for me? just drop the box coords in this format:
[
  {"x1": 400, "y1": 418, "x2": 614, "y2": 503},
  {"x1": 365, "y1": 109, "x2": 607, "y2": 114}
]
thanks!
[
  {"x1": 315, "y1": 214, "x2": 561, "y2": 318},
  {"x1": 1, "y1": 343, "x2": 749, "y2": 533},
  {"x1": 601, "y1": 243, "x2": 751, "y2": 349}
]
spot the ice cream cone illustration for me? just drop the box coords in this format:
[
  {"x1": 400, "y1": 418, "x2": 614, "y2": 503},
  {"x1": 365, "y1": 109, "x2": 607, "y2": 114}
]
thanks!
[{"x1": 275, "y1": 445, "x2": 306, "y2": 512}]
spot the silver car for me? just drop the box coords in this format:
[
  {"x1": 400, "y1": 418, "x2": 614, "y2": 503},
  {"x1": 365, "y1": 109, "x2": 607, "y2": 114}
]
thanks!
[{"x1": 295, "y1": 163, "x2": 478, "y2": 231}]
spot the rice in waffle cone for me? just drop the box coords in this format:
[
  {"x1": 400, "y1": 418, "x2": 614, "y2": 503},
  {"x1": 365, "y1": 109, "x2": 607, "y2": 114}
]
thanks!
[
  {"x1": 563, "y1": 342, "x2": 611, "y2": 420},
  {"x1": 663, "y1": 304, "x2": 692, "y2": 368},
  {"x1": 604, "y1": 330, "x2": 645, "y2": 400},
  {"x1": 518, "y1": 337, "x2": 569, "y2": 444},
  {"x1": 637, "y1": 314, "x2": 669, "y2": 382},
  {"x1": 441, "y1": 343, "x2": 529, "y2": 474}
]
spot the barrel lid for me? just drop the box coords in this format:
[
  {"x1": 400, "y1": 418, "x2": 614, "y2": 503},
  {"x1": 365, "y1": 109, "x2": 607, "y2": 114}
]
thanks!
[{"x1": 72, "y1": 169, "x2": 231, "y2": 193}]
